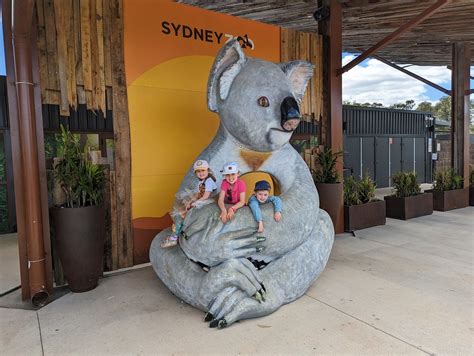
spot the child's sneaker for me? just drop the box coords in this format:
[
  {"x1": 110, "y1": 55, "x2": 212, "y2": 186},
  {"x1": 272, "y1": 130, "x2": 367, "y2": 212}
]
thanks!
[{"x1": 161, "y1": 234, "x2": 178, "y2": 248}]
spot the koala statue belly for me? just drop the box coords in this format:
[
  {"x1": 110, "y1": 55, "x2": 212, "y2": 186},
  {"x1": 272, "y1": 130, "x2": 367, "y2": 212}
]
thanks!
[{"x1": 150, "y1": 39, "x2": 334, "y2": 328}]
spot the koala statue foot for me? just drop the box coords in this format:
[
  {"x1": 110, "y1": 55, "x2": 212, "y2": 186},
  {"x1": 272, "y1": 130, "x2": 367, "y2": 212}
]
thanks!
[{"x1": 150, "y1": 39, "x2": 334, "y2": 328}]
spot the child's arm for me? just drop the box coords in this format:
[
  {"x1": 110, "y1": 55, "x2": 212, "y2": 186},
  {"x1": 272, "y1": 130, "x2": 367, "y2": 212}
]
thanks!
[
  {"x1": 248, "y1": 196, "x2": 262, "y2": 222},
  {"x1": 227, "y1": 191, "x2": 246, "y2": 220},
  {"x1": 195, "y1": 191, "x2": 211, "y2": 203},
  {"x1": 227, "y1": 180, "x2": 246, "y2": 220},
  {"x1": 269, "y1": 196, "x2": 282, "y2": 221},
  {"x1": 217, "y1": 190, "x2": 227, "y2": 223},
  {"x1": 248, "y1": 196, "x2": 264, "y2": 232},
  {"x1": 232, "y1": 191, "x2": 247, "y2": 211}
]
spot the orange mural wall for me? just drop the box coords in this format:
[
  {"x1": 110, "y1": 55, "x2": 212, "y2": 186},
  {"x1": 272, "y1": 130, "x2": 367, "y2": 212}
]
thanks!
[{"x1": 124, "y1": 0, "x2": 280, "y2": 220}]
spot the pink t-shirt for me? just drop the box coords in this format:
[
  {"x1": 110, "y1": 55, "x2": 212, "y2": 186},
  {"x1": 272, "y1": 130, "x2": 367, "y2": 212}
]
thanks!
[{"x1": 221, "y1": 179, "x2": 246, "y2": 205}]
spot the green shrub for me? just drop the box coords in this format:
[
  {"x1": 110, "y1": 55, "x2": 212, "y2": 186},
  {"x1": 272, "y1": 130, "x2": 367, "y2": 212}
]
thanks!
[
  {"x1": 54, "y1": 126, "x2": 106, "y2": 208},
  {"x1": 470, "y1": 169, "x2": 474, "y2": 187},
  {"x1": 392, "y1": 171, "x2": 421, "y2": 197},
  {"x1": 312, "y1": 147, "x2": 343, "y2": 184},
  {"x1": 343, "y1": 173, "x2": 376, "y2": 206},
  {"x1": 433, "y1": 168, "x2": 463, "y2": 191},
  {"x1": 343, "y1": 175, "x2": 360, "y2": 206},
  {"x1": 358, "y1": 174, "x2": 376, "y2": 203}
]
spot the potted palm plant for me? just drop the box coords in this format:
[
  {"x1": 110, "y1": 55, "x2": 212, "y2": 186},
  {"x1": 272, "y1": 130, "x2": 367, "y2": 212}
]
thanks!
[
  {"x1": 384, "y1": 171, "x2": 432, "y2": 220},
  {"x1": 51, "y1": 126, "x2": 106, "y2": 292},
  {"x1": 312, "y1": 147, "x2": 343, "y2": 229},
  {"x1": 428, "y1": 168, "x2": 469, "y2": 211},
  {"x1": 344, "y1": 174, "x2": 386, "y2": 232}
]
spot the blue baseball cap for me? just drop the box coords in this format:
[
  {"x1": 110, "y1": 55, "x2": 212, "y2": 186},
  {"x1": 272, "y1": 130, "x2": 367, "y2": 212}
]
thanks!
[{"x1": 254, "y1": 180, "x2": 271, "y2": 191}]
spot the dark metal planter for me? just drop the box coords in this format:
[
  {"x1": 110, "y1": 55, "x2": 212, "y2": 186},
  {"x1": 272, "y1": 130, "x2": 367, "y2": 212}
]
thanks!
[
  {"x1": 52, "y1": 205, "x2": 105, "y2": 292},
  {"x1": 384, "y1": 193, "x2": 433, "y2": 220},
  {"x1": 316, "y1": 182, "x2": 343, "y2": 230},
  {"x1": 426, "y1": 188, "x2": 469, "y2": 211},
  {"x1": 344, "y1": 200, "x2": 386, "y2": 232},
  {"x1": 469, "y1": 186, "x2": 474, "y2": 206}
]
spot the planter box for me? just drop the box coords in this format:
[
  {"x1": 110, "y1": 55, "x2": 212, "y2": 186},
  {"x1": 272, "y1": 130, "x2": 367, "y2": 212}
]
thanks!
[
  {"x1": 470, "y1": 186, "x2": 474, "y2": 206},
  {"x1": 426, "y1": 188, "x2": 469, "y2": 211},
  {"x1": 344, "y1": 200, "x2": 386, "y2": 232},
  {"x1": 384, "y1": 193, "x2": 433, "y2": 220}
]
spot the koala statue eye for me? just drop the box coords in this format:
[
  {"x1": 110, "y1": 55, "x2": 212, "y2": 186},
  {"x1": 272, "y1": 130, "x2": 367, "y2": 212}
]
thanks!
[{"x1": 257, "y1": 96, "x2": 270, "y2": 107}]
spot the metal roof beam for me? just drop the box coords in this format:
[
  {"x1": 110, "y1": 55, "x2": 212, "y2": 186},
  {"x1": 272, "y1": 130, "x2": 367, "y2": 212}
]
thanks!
[
  {"x1": 372, "y1": 54, "x2": 451, "y2": 96},
  {"x1": 338, "y1": 0, "x2": 451, "y2": 76}
]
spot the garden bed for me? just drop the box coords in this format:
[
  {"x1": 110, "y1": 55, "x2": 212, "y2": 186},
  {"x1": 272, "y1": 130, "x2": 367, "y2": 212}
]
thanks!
[
  {"x1": 426, "y1": 188, "x2": 469, "y2": 211},
  {"x1": 384, "y1": 193, "x2": 433, "y2": 220},
  {"x1": 344, "y1": 200, "x2": 386, "y2": 231}
]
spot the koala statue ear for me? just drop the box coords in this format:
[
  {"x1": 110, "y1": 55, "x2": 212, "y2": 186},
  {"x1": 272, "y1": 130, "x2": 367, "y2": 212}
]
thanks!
[
  {"x1": 207, "y1": 39, "x2": 247, "y2": 112},
  {"x1": 279, "y1": 61, "x2": 314, "y2": 103}
]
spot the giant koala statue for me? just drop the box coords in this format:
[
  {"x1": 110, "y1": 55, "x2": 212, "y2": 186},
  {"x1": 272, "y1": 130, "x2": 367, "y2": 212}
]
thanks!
[{"x1": 150, "y1": 39, "x2": 334, "y2": 328}]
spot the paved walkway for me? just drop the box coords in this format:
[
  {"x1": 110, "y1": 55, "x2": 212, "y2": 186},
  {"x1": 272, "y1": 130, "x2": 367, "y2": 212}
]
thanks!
[{"x1": 2, "y1": 207, "x2": 473, "y2": 355}]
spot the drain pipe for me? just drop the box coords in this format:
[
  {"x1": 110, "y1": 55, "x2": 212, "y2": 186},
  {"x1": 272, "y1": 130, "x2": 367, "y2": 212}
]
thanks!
[{"x1": 11, "y1": 0, "x2": 49, "y2": 306}]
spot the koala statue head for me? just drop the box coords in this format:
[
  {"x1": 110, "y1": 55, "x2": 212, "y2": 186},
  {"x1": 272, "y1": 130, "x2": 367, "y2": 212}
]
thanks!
[{"x1": 208, "y1": 39, "x2": 314, "y2": 152}]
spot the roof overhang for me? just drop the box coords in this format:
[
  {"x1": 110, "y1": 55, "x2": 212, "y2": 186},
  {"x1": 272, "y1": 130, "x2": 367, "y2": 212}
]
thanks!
[{"x1": 177, "y1": 0, "x2": 474, "y2": 66}]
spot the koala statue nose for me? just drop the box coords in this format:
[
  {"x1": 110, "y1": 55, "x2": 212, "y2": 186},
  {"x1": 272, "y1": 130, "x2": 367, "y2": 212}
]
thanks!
[{"x1": 280, "y1": 96, "x2": 301, "y2": 132}]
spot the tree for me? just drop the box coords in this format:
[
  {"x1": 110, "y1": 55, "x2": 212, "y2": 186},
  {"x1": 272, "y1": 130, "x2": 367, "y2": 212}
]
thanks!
[
  {"x1": 416, "y1": 101, "x2": 433, "y2": 112},
  {"x1": 433, "y1": 96, "x2": 451, "y2": 120},
  {"x1": 389, "y1": 99, "x2": 415, "y2": 110},
  {"x1": 343, "y1": 100, "x2": 384, "y2": 108}
]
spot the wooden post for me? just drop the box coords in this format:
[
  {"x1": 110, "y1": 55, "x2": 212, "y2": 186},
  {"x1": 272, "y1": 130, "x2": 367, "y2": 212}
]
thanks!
[
  {"x1": 450, "y1": 42, "x2": 470, "y2": 188},
  {"x1": 318, "y1": 0, "x2": 344, "y2": 234},
  {"x1": 110, "y1": 0, "x2": 133, "y2": 268}
]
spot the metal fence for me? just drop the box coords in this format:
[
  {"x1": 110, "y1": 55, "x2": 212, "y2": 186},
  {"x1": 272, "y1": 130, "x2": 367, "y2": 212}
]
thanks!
[{"x1": 343, "y1": 106, "x2": 434, "y2": 188}]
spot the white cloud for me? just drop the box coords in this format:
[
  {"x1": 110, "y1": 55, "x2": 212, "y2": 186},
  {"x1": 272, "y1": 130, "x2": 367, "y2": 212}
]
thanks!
[{"x1": 342, "y1": 56, "x2": 451, "y2": 106}]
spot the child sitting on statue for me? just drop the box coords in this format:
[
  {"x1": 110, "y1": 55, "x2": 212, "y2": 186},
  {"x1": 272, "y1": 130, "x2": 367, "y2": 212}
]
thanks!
[
  {"x1": 161, "y1": 159, "x2": 217, "y2": 248},
  {"x1": 218, "y1": 162, "x2": 246, "y2": 223},
  {"x1": 248, "y1": 180, "x2": 282, "y2": 233}
]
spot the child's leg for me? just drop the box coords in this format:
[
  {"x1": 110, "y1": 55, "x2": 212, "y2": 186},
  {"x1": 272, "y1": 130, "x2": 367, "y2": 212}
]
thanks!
[
  {"x1": 161, "y1": 215, "x2": 185, "y2": 248},
  {"x1": 160, "y1": 234, "x2": 178, "y2": 248}
]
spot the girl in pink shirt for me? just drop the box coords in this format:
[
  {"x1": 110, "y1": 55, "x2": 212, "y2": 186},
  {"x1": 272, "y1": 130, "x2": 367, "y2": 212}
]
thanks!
[{"x1": 218, "y1": 162, "x2": 246, "y2": 223}]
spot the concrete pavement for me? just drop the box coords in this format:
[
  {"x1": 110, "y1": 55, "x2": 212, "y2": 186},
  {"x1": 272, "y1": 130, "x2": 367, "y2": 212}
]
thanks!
[{"x1": 1, "y1": 207, "x2": 473, "y2": 355}]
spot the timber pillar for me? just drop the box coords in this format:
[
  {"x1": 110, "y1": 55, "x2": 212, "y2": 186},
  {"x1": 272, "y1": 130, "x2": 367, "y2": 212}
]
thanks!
[
  {"x1": 318, "y1": 0, "x2": 344, "y2": 233},
  {"x1": 450, "y1": 42, "x2": 470, "y2": 187}
]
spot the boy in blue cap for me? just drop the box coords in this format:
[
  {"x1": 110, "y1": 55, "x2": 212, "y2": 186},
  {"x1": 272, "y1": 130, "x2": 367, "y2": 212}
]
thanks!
[{"x1": 248, "y1": 180, "x2": 282, "y2": 233}]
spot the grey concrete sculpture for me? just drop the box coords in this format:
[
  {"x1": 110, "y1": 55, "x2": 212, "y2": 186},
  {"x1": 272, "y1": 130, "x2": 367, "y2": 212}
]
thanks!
[{"x1": 150, "y1": 39, "x2": 334, "y2": 328}]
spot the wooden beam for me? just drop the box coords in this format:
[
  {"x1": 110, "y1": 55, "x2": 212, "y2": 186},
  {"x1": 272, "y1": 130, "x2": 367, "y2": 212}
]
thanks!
[
  {"x1": 372, "y1": 54, "x2": 451, "y2": 95},
  {"x1": 318, "y1": 0, "x2": 344, "y2": 234},
  {"x1": 53, "y1": 0, "x2": 70, "y2": 116},
  {"x1": 110, "y1": 0, "x2": 133, "y2": 268},
  {"x1": 339, "y1": 0, "x2": 451, "y2": 75},
  {"x1": 447, "y1": 66, "x2": 474, "y2": 80},
  {"x1": 450, "y1": 42, "x2": 470, "y2": 188}
]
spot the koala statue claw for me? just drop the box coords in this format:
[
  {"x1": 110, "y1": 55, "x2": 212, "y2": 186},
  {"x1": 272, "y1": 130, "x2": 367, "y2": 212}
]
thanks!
[{"x1": 150, "y1": 39, "x2": 334, "y2": 328}]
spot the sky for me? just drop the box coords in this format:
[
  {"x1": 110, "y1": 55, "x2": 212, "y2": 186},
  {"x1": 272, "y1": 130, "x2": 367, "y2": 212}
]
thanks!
[{"x1": 342, "y1": 52, "x2": 474, "y2": 107}]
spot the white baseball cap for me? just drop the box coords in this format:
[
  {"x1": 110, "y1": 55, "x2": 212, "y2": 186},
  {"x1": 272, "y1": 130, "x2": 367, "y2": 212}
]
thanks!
[
  {"x1": 221, "y1": 162, "x2": 239, "y2": 175},
  {"x1": 193, "y1": 159, "x2": 209, "y2": 171}
]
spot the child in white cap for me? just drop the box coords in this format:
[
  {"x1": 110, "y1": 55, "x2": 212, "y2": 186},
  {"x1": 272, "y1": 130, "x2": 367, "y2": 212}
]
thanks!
[
  {"x1": 218, "y1": 162, "x2": 247, "y2": 223},
  {"x1": 161, "y1": 159, "x2": 217, "y2": 248}
]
